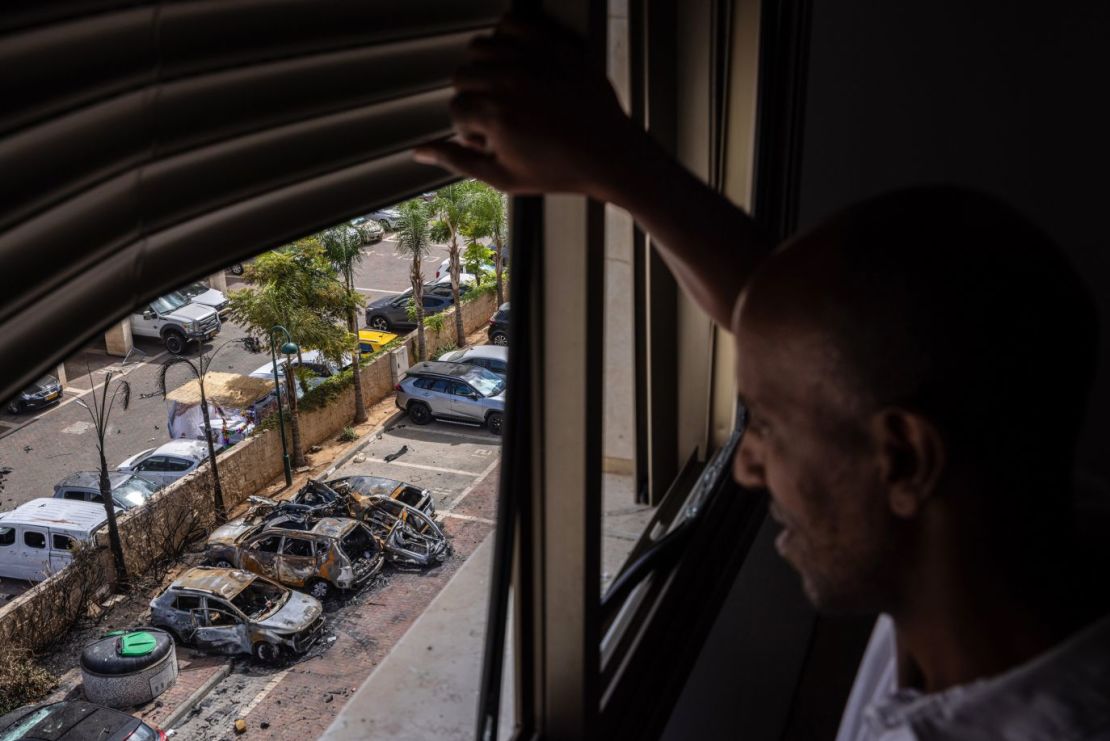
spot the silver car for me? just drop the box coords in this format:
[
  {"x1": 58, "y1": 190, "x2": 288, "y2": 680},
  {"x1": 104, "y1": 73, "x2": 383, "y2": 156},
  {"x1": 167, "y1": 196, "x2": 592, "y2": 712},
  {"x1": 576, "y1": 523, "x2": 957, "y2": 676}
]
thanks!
[
  {"x1": 116, "y1": 439, "x2": 211, "y2": 486},
  {"x1": 395, "y1": 361, "x2": 505, "y2": 435},
  {"x1": 437, "y1": 345, "x2": 508, "y2": 378}
]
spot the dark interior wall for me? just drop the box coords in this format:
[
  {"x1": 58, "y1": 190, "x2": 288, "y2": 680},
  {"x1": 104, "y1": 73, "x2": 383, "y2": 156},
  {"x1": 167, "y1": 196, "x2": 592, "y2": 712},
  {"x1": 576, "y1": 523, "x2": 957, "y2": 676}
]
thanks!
[{"x1": 797, "y1": 0, "x2": 1110, "y2": 488}]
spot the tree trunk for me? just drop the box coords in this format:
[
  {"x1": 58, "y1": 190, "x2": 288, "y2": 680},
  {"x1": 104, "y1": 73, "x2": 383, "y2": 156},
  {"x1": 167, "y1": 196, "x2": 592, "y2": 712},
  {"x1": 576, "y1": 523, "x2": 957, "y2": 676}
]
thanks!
[
  {"x1": 494, "y1": 240, "x2": 505, "y2": 306},
  {"x1": 450, "y1": 232, "x2": 465, "y2": 347},
  {"x1": 347, "y1": 269, "x2": 367, "y2": 424},
  {"x1": 98, "y1": 448, "x2": 128, "y2": 589},
  {"x1": 294, "y1": 348, "x2": 309, "y2": 395},
  {"x1": 413, "y1": 257, "x2": 426, "y2": 361},
  {"x1": 198, "y1": 381, "x2": 226, "y2": 520},
  {"x1": 284, "y1": 361, "x2": 307, "y2": 467}
]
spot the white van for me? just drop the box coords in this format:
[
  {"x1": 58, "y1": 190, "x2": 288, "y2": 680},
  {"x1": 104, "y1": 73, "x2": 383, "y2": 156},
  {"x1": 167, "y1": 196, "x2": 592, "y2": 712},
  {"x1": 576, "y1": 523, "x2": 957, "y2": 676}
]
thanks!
[{"x1": 0, "y1": 498, "x2": 107, "y2": 582}]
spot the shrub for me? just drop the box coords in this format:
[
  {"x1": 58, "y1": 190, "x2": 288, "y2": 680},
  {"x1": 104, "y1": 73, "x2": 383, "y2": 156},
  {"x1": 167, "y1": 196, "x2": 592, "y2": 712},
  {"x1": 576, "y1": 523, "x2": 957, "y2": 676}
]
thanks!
[
  {"x1": 339, "y1": 426, "x2": 359, "y2": 443},
  {"x1": 0, "y1": 647, "x2": 55, "y2": 715},
  {"x1": 424, "y1": 312, "x2": 447, "y2": 334},
  {"x1": 298, "y1": 367, "x2": 354, "y2": 412}
]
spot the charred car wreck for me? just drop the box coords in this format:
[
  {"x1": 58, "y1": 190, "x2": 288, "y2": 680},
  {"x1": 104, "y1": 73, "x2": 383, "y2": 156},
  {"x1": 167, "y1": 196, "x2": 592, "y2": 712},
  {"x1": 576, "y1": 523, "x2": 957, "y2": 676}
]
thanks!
[
  {"x1": 293, "y1": 479, "x2": 449, "y2": 567},
  {"x1": 150, "y1": 567, "x2": 324, "y2": 663},
  {"x1": 204, "y1": 512, "x2": 384, "y2": 599}
]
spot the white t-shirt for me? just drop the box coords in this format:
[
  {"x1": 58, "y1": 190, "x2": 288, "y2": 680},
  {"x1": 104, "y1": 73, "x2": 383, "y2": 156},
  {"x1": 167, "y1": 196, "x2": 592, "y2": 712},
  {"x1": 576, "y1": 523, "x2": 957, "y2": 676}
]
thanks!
[{"x1": 836, "y1": 613, "x2": 1110, "y2": 741}]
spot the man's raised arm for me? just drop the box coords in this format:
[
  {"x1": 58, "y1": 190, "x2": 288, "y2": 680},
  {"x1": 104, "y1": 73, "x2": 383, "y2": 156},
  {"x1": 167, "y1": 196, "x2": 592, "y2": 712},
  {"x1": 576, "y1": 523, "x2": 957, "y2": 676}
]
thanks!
[{"x1": 413, "y1": 16, "x2": 769, "y2": 328}]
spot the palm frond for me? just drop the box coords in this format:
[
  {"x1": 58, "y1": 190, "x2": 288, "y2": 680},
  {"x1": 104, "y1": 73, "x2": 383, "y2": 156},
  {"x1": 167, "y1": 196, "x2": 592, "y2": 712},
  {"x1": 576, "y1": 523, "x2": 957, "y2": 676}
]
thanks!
[{"x1": 158, "y1": 357, "x2": 200, "y2": 399}]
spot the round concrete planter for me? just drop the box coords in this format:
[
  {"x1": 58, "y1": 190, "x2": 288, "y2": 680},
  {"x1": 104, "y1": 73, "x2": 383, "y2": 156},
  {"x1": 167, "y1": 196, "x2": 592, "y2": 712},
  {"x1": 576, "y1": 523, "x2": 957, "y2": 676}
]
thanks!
[{"x1": 80, "y1": 628, "x2": 178, "y2": 708}]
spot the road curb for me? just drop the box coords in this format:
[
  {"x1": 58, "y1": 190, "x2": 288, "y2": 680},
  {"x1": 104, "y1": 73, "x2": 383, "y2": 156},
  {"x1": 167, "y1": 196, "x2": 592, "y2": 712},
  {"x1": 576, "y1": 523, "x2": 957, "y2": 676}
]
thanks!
[
  {"x1": 162, "y1": 662, "x2": 232, "y2": 731},
  {"x1": 321, "y1": 410, "x2": 405, "y2": 479}
]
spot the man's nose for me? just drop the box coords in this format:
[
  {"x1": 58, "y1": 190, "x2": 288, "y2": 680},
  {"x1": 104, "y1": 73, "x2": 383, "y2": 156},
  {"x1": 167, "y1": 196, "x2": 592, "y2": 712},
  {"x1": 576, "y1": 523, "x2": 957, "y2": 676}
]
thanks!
[{"x1": 733, "y1": 435, "x2": 767, "y2": 489}]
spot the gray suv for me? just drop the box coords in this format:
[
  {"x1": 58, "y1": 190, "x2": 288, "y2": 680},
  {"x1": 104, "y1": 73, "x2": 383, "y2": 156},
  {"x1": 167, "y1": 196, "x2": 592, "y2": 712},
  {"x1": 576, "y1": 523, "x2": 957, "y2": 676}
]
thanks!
[{"x1": 395, "y1": 361, "x2": 506, "y2": 435}]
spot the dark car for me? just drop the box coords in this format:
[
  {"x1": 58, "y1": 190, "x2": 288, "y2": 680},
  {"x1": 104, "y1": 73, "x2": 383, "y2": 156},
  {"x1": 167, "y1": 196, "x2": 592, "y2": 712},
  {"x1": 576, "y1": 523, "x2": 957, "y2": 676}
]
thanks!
[
  {"x1": 365, "y1": 291, "x2": 452, "y2": 332},
  {"x1": 0, "y1": 701, "x2": 165, "y2": 740},
  {"x1": 6, "y1": 374, "x2": 62, "y2": 414},
  {"x1": 488, "y1": 302, "x2": 510, "y2": 345}
]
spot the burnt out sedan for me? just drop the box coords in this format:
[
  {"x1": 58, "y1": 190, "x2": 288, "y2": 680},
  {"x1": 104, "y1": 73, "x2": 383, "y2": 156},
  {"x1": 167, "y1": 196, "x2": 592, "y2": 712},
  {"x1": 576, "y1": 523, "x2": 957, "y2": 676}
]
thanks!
[
  {"x1": 150, "y1": 567, "x2": 324, "y2": 663},
  {"x1": 204, "y1": 514, "x2": 384, "y2": 599},
  {"x1": 358, "y1": 494, "x2": 450, "y2": 567},
  {"x1": 319, "y1": 475, "x2": 436, "y2": 518}
]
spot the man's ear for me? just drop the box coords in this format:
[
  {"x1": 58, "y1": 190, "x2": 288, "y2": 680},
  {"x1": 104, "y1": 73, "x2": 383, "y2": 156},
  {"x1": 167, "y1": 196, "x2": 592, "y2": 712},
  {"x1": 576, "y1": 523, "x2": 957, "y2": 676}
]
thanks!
[{"x1": 871, "y1": 408, "x2": 946, "y2": 518}]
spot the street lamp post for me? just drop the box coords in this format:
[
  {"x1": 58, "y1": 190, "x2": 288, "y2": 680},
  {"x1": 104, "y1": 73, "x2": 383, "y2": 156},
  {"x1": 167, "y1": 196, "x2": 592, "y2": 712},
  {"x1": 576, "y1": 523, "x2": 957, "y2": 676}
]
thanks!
[{"x1": 269, "y1": 325, "x2": 299, "y2": 485}]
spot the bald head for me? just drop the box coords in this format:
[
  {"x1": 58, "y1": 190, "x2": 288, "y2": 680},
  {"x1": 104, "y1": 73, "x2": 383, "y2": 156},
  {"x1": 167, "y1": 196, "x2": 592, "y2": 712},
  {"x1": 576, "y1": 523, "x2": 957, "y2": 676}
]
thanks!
[{"x1": 737, "y1": 185, "x2": 1097, "y2": 497}]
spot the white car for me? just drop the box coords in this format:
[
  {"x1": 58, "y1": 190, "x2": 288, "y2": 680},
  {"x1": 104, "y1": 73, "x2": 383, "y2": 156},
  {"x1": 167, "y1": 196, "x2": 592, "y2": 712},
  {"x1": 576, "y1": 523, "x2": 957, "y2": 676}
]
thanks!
[
  {"x1": 117, "y1": 439, "x2": 212, "y2": 486},
  {"x1": 179, "y1": 281, "x2": 231, "y2": 318},
  {"x1": 437, "y1": 345, "x2": 508, "y2": 378},
  {"x1": 350, "y1": 217, "x2": 384, "y2": 243},
  {"x1": 249, "y1": 350, "x2": 344, "y2": 400},
  {"x1": 130, "y1": 291, "x2": 221, "y2": 354}
]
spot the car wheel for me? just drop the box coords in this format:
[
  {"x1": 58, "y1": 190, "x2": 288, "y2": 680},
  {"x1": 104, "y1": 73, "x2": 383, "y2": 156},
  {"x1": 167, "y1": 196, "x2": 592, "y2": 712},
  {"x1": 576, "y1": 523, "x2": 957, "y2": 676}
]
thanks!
[
  {"x1": 7, "y1": 400, "x2": 22, "y2": 414},
  {"x1": 213, "y1": 559, "x2": 233, "y2": 569},
  {"x1": 487, "y1": 412, "x2": 504, "y2": 435},
  {"x1": 163, "y1": 331, "x2": 187, "y2": 355},
  {"x1": 408, "y1": 401, "x2": 432, "y2": 425},
  {"x1": 308, "y1": 579, "x2": 331, "y2": 600},
  {"x1": 491, "y1": 332, "x2": 508, "y2": 346},
  {"x1": 369, "y1": 315, "x2": 391, "y2": 332},
  {"x1": 230, "y1": 263, "x2": 245, "y2": 276},
  {"x1": 253, "y1": 641, "x2": 282, "y2": 664}
]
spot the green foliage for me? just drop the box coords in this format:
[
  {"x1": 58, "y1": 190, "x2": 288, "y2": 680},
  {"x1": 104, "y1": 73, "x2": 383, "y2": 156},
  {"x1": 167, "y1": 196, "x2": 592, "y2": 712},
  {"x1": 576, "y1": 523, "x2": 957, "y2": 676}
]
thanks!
[
  {"x1": 0, "y1": 647, "x2": 56, "y2": 715},
  {"x1": 429, "y1": 219, "x2": 451, "y2": 244},
  {"x1": 405, "y1": 297, "x2": 418, "y2": 323},
  {"x1": 298, "y1": 367, "x2": 355, "y2": 412},
  {"x1": 470, "y1": 279, "x2": 498, "y2": 300},
  {"x1": 424, "y1": 311, "x2": 447, "y2": 333},
  {"x1": 464, "y1": 242, "x2": 494, "y2": 283},
  {"x1": 227, "y1": 239, "x2": 356, "y2": 364},
  {"x1": 339, "y1": 426, "x2": 359, "y2": 443}
]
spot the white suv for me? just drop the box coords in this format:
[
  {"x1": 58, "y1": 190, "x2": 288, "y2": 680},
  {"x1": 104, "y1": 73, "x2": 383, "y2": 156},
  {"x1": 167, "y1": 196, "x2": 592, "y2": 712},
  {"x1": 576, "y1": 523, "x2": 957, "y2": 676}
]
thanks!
[{"x1": 130, "y1": 291, "x2": 221, "y2": 354}]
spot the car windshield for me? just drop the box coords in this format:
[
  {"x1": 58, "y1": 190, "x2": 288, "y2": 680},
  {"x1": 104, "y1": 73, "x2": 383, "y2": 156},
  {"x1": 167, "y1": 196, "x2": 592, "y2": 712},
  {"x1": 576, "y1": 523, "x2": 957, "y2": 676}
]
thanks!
[
  {"x1": 150, "y1": 291, "x2": 188, "y2": 314},
  {"x1": 114, "y1": 475, "x2": 159, "y2": 507},
  {"x1": 179, "y1": 282, "x2": 208, "y2": 299},
  {"x1": 0, "y1": 707, "x2": 54, "y2": 741},
  {"x1": 341, "y1": 525, "x2": 379, "y2": 561},
  {"x1": 231, "y1": 578, "x2": 289, "y2": 620},
  {"x1": 467, "y1": 369, "x2": 504, "y2": 397}
]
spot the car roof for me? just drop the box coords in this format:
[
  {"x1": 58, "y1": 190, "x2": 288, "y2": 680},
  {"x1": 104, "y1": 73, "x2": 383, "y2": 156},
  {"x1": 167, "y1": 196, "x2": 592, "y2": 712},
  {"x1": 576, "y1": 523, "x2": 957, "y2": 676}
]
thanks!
[
  {"x1": 171, "y1": 566, "x2": 257, "y2": 600},
  {"x1": 405, "y1": 361, "x2": 482, "y2": 379},
  {"x1": 329, "y1": 475, "x2": 404, "y2": 497},
  {"x1": 439, "y1": 345, "x2": 508, "y2": 363},
  {"x1": 249, "y1": 348, "x2": 328, "y2": 379},
  {"x1": 0, "y1": 498, "x2": 107, "y2": 531},
  {"x1": 311, "y1": 517, "x2": 358, "y2": 539},
  {"x1": 154, "y1": 439, "x2": 209, "y2": 459},
  {"x1": 55, "y1": 470, "x2": 130, "y2": 490},
  {"x1": 0, "y1": 701, "x2": 140, "y2": 740}
]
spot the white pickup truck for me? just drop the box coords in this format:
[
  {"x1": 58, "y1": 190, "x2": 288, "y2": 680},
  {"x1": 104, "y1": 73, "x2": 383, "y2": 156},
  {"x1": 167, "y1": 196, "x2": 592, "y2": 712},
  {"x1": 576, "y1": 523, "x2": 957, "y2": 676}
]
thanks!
[{"x1": 131, "y1": 291, "x2": 221, "y2": 354}]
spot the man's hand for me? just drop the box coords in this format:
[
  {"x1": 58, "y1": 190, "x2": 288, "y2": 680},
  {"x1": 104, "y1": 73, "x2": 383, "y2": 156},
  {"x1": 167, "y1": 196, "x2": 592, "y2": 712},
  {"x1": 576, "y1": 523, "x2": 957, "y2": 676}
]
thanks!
[{"x1": 413, "y1": 16, "x2": 644, "y2": 199}]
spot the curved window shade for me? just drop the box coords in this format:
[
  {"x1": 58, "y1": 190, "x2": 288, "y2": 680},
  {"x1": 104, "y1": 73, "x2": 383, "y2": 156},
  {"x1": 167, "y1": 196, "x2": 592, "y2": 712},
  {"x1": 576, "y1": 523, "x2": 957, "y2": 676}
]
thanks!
[{"x1": 0, "y1": 0, "x2": 505, "y2": 402}]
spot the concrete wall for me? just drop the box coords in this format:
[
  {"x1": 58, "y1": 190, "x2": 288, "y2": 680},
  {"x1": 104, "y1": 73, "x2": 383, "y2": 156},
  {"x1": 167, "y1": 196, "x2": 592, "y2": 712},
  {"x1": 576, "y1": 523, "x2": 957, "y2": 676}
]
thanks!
[{"x1": 0, "y1": 292, "x2": 500, "y2": 653}]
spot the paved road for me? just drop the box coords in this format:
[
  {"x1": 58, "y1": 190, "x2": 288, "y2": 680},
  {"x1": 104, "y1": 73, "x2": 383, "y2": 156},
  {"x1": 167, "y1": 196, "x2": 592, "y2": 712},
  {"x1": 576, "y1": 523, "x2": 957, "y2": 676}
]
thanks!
[{"x1": 0, "y1": 230, "x2": 465, "y2": 514}]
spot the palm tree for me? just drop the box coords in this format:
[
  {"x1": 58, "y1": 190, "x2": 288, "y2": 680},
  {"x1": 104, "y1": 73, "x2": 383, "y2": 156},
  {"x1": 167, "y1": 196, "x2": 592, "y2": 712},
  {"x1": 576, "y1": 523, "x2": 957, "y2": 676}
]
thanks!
[
  {"x1": 431, "y1": 182, "x2": 476, "y2": 347},
  {"x1": 75, "y1": 368, "x2": 130, "y2": 588},
  {"x1": 465, "y1": 183, "x2": 509, "y2": 305},
  {"x1": 395, "y1": 199, "x2": 434, "y2": 361},
  {"x1": 320, "y1": 225, "x2": 369, "y2": 425}
]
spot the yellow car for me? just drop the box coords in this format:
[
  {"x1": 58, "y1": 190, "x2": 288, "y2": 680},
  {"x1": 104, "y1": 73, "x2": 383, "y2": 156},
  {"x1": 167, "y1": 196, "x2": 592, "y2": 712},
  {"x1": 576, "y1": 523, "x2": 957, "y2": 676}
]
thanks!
[{"x1": 358, "y1": 329, "x2": 397, "y2": 359}]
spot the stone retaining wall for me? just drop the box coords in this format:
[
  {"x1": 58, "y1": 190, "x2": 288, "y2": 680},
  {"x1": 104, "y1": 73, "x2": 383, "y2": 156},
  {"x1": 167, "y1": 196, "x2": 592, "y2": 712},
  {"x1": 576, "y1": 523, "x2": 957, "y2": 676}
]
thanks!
[{"x1": 0, "y1": 292, "x2": 500, "y2": 653}]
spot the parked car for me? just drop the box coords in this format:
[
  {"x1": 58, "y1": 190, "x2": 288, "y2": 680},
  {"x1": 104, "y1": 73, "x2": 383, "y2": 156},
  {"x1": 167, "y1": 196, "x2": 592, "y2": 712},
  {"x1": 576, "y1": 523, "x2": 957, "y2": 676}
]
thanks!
[
  {"x1": 0, "y1": 499, "x2": 106, "y2": 581},
  {"x1": 356, "y1": 494, "x2": 450, "y2": 566},
  {"x1": 130, "y1": 291, "x2": 221, "y2": 354},
  {"x1": 0, "y1": 701, "x2": 165, "y2": 740},
  {"x1": 204, "y1": 513, "x2": 384, "y2": 599},
  {"x1": 349, "y1": 216, "x2": 384, "y2": 243},
  {"x1": 149, "y1": 566, "x2": 325, "y2": 663},
  {"x1": 364, "y1": 292, "x2": 452, "y2": 332},
  {"x1": 488, "y1": 302, "x2": 510, "y2": 345},
  {"x1": 5, "y1": 373, "x2": 62, "y2": 414},
  {"x1": 116, "y1": 439, "x2": 211, "y2": 486},
  {"x1": 433, "y1": 252, "x2": 506, "y2": 282},
  {"x1": 178, "y1": 280, "x2": 230, "y2": 318},
  {"x1": 248, "y1": 349, "x2": 342, "y2": 400},
  {"x1": 426, "y1": 272, "x2": 476, "y2": 298},
  {"x1": 437, "y1": 345, "x2": 508, "y2": 378},
  {"x1": 321, "y1": 475, "x2": 436, "y2": 518},
  {"x1": 368, "y1": 207, "x2": 402, "y2": 231},
  {"x1": 357, "y1": 329, "x2": 397, "y2": 358},
  {"x1": 395, "y1": 361, "x2": 505, "y2": 434},
  {"x1": 53, "y1": 471, "x2": 161, "y2": 510}
]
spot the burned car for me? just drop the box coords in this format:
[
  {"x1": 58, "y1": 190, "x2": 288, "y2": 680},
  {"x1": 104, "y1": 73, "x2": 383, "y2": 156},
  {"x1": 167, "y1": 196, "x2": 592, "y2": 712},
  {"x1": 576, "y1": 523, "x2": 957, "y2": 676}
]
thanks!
[
  {"x1": 358, "y1": 494, "x2": 450, "y2": 567},
  {"x1": 325, "y1": 475, "x2": 436, "y2": 518},
  {"x1": 204, "y1": 513, "x2": 384, "y2": 599},
  {"x1": 150, "y1": 567, "x2": 324, "y2": 663}
]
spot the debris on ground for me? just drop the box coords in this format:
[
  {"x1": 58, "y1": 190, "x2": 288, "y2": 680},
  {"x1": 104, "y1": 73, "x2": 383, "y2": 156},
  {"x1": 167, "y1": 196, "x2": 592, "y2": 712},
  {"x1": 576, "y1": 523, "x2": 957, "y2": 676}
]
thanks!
[
  {"x1": 383, "y1": 445, "x2": 408, "y2": 462},
  {"x1": 234, "y1": 718, "x2": 247, "y2": 734},
  {"x1": 308, "y1": 445, "x2": 322, "y2": 454},
  {"x1": 352, "y1": 453, "x2": 366, "y2": 463}
]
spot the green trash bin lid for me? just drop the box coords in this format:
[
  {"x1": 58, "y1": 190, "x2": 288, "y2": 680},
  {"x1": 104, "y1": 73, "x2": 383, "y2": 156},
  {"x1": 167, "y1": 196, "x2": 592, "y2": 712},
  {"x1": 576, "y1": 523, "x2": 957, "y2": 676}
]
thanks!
[{"x1": 117, "y1": 631, "x2": 157, "y2": 657}]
